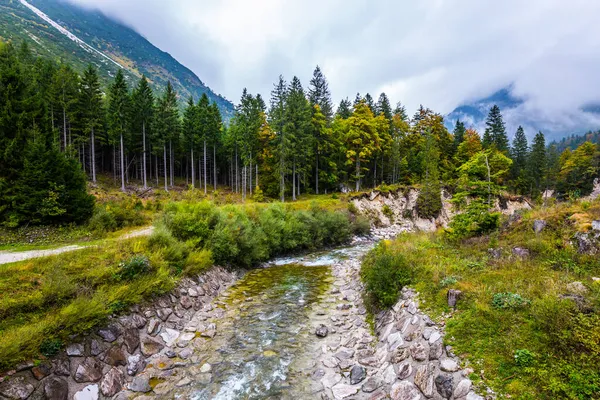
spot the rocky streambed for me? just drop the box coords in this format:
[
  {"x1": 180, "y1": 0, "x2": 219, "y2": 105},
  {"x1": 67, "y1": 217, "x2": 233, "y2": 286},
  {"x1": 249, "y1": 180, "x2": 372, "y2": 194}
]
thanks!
[{"x1": 0, "y1": 236, "x2": 486, "y2": 400}]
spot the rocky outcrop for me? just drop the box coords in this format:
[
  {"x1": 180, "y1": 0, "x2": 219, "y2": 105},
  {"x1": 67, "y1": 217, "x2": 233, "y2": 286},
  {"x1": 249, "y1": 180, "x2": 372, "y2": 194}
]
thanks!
[
  {"x1": 0, "y1": 267, "x2": 237, "y2": 400},
  {"x1": 352, "y1": 188, "x2": 531, "y2": 237}
]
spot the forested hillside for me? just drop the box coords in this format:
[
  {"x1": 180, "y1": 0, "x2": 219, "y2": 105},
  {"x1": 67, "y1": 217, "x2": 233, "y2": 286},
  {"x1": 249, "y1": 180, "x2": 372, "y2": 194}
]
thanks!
[
  {"x1": 0, "y1": 0, "x2": 234, "y2": 117},
  {"x1": 1, "y1": 40, "x2": 599, "y2": 228}
]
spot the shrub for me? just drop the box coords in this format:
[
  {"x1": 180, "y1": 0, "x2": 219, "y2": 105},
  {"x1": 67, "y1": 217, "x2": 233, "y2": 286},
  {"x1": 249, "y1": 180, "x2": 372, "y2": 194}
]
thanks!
[
  {"x1": 115, "y1": 255, "x2": 151, "y2": 281},
  {"x1": 514, "y1": 349, "x2": 535, "y2": 367},
  {"x1": 352, "y1": 215, "x2": 371, "y2": 235},
  {"x1": 39, "y1": 338, "x2": 63, "y2": 358},
  {"x1": 183, "y1": 249, "x2": 213, "y2": 276},
  {"x1": 347, "y1": 201, "x2": 359, "y2": 214},
  {"x1": 253, "y1": 186, "x2": 265, "y2": 202},
  {"x1": 382, "y1": 205, "x2": 394, "y2": 222},
  {"x1": 447, "y1": 200, "x2": 500, "y2": 240},
  {"x1": 361, "y1": 241, "x2": 412, "y2": 308},
  {"x1": 440, "y1": 276, "x2": 458, "y2": 287},
  {"x1": 492, "y1": 292, "x2": 531, "y2": 309}
]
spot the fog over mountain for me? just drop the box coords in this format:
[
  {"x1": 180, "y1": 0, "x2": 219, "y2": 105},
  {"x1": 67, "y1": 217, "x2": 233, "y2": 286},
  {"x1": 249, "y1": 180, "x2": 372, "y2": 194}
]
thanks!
[{"x1": 68, "y1": 0, "x2": 600, "y2": 138}]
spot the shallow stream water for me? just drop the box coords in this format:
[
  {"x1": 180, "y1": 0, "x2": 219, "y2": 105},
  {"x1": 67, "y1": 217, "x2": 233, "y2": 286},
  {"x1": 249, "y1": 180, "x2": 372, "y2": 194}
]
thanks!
[{"x1": 174, "y1": 243, "x2": 374, "y2": 400}]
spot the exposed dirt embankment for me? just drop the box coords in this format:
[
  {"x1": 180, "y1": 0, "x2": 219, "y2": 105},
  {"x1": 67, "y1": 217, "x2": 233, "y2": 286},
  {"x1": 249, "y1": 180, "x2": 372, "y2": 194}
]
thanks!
[{"x1": 351, "y1": 188, "x2": 532, "y2": 237}]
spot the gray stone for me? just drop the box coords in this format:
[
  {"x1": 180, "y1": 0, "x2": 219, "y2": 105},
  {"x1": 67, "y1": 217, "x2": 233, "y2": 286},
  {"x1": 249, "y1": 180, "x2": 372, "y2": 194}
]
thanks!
[
  {"x1": 390, "y1": 381, "x2": 422, "y2": 400},
  {"x1": 350, "y1": 365, "x2": 366, "y2": 385},
  {"x1": 488, "y1": 248, "x2": 502, "y2": 259},
  {"x1": 131, "y1": 313, "x2": 147, "y2": 329},
  {"x1": 73, "y1": 384, "x2": 99, "y2": 400},
  {"x1": 74, "y1": 358, "x2": 104, "y2": 383},
  {"x1": 440, "y1": 358, "x2": 459, "y2": 372},
  {"x1": 566, "y1": 281, "x2": 589, "y2": 295},
  {"x1": 89, "y1": 339, "x2": 105, "y2": 356},
  {"x1": 31, "y1": 362, "x2": 52, "y2": 380},
  {"x1": 454, "y1": 379, "x2": 472, "y2": 398},
  {"x1": 390, "y1": 347, "x2": 410, "y2": 363},
  {"x1": 97, "y1": 324, "x2": 120, "y2": 342},
  {"x1": 533, "y1": 220, "x2": 547, "y2": 234},
  {"x1": 315, "y1": 324, "x2": 329, "y2": 338},
  {"x1": 321, "y1": 372, "x2": 342, "y2": 389},
  {"x1": 122, "y1": 327, "x2": 140, "y2": 353},
  {"x1": 467, "y1": 392, "x2": 485, "y2": 400},
  {"x1": 435, "y1": 374, "x2": 453, "y2": 398},
  {"x1": 127, "y1": 354, "x2": 145, "y2": 376},
  {"x1": 387, "y1": 331, "x2": 405, "y2": 351},
  {"x1": 147, "y1": 318, "x2": 161, "y2": 335},
  {"x1": 66, "y1": 343, "x2": 85, "y2": 356},
  {"x1": 103, "y1": 345, "x2": 127, "y2": 366},
  {"x1": 129, "y1": 375, "x2": 151, "y2": 392},
  {"x1": 160, "y1": 328, "x2": 180, "y2": 346},
  {"x1": 429, "y1": 339, "x2": 444, "y2": 360},
  {"x1": 52, "y1": 358, "x2": 70, "y2": 376},
  {"x1": 396, "y1": 362, "x2": 413, "y2": 380},
  {"x1": 414, "y1": 364, "x2": 435, "y2": 398},
  {"x1": 100, "y1": 367, "x2": 126, "y2": 397},
  {"x1": 0, "y1": 377, "x2": 35, "y2": 400},
  {"x1": 512, "y1": 247, "x2": 530, "y2": 258},
  {"x1": 447, "y1": 289, "x2": 462, "y2": 308},
  {"x1": 410, "y1": 342, "x2": 429, "y2": 361},
  {"x1": 43, "y1": 376, "x2": 68, "y2": 400},
  {"x1": 332, "y1": 383, "x2": 359, "y2": 399},
  {"x1": 180, "y1": 296, "x2": 193, "y2": 309},
  {"x1": 361, "y1": 376, "x2": 382, "y2": 393},
  {"x1": 156, "y1": 307, "x2": 173, "y2": 321},
  {"x1": 428, "y1": 331, "x2": 441, "y2": 344},
  {"x1": 334, "y1": 348, "x2": 355, "y2": 360},
  {"x1": 140, "y1": 336, "x2": 164, "y2": 356}
]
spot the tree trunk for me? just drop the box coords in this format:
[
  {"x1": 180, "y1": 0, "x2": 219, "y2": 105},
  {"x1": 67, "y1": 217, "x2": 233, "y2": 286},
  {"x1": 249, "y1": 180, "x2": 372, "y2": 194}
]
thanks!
[
  {"x1": 315, "y1": 150, "x2": 319, "y2": 194},
  {"x1": 191, "y1": 147, "x2": 195, "y2": 189},
  {"x1": 63, "y1": 107, "x2": 67, "y2": 152},
  {"x1": 164, "y1": 145, "x2": 168, "y2": 192},
  {"x1": 249, "y1": 154, "x2": 253, "y2": 196},
  {"x1": 169, "y1": 140, "x2": 174, "y2": 187},
  {"x1": 235, "y1": 146, "x2": 239, "y2": 193},
  {"x1": 355, "y1": 158, "x2": 360, "y2": 192},
  {"x1": 204, "y1": 139, "x2": 207, "y2": 195},
  {"x1": 485, "y1": 154, "x2": 491, "y2": 205},
  {"x1": 119, "y1": 134, "x2": 125, "y2": 191},
  {"x1": 292, "y1": 160, "x2": 296, "y2": 201},
  {"x1": 91, "y1": 127, "x2": 96, "y2": 183},
  {"x1": 213, "y1": 145, "x2": 217, "y2": 191},
  {"x1": 142, "y1": 121, "x2": 147, "y2": 188},
  {"x1": 255, "y1": 164, "x2": 258, "y2": 190}
]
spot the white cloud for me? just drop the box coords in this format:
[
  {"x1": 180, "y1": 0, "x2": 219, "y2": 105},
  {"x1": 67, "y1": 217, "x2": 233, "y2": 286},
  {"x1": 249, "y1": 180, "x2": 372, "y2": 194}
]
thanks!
[{"x1": 67, "y1": 0, "x2": 600, "y2": 124}]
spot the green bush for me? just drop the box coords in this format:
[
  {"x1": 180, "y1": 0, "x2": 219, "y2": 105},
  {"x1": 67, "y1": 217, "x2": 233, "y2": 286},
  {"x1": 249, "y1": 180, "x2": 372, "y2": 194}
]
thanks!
[
  {"x1": 39, "y1": 338, "x2": 63, "y2": 358},
  {"x1": 492, "y1": 292, "x2": 531, "y2": 309},
  {"x1": 447, "y1": 200, "x2": 500, "y2": 240},
  {"x1": 382, "y1": 205, "x2": 394, "y2": 222},
  {"x1": 352, "y1": 215, "x2": 371, "y2": 235},
  {"x1": 440, "y1": 276, "x2": 458, "y2": 287},
  {"x1": 115, "y1": 255, "x2": 151, "y2": 281},
  {"x1": 347, "y1": 201, "x2": 359, "y2": 214},
  {"x1": 88, "y1": 200, "x2": 148, "y2": 233},
  {"x1": 514, "y1": 349, "x2": 535, "y2": 367},
  {"x1": 361, "y1": 241, "x2": 412, "y2": 308}
]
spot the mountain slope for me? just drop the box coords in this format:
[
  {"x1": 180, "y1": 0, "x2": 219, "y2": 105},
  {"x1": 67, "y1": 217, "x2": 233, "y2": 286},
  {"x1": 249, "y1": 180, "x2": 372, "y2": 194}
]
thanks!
[
  {"x1": 445, "y1": 85, "x2": 600, "y2": 141},
  {"x1": 0, "y1": 0, "x2": 234, "y2": 118}
]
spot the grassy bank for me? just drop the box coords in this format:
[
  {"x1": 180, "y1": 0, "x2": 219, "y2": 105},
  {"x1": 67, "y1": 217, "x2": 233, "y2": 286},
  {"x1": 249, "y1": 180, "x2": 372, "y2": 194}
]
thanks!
[
  {"x1": 0, "y1": 199, "x2": 364, "y2": 372},
  {"x1": 361, "y1": 200, "x2": 600, "y2": 399}
]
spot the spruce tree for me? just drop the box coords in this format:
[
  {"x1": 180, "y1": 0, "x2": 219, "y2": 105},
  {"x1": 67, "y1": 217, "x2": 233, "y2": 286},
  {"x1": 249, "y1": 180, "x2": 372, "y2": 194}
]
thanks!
[
  {"x1": 131, "y1": 76, "x2": 154, "y2": 188},
  {"x1": 364, "y1": 93, "x2": 376, "y2": 114},
  {"x1": 269, "y1": 76, "x2": 288, "y2": 201},
  {"x1": 484, "y1": 105, "x2": 509, "y2": 153},
  {"x1": 393, "y1": 102, "x2": 408, "y2": 121},
  {"x1": 107, "y1": 70, "x2": 130, "y2": 191},
  {"x1": 337, "y1": 98, "x2": 352, "y2": 119},
  {"x1": 51, "y1": 64, "x2": 79, "y2": 152},
  {"x1": 78, "y1": 65, "x2": 103, "y2": 183},
  {"x1": 528, "y1": 131, "x2": 546, "y2": 194},
  {"x1": 510, "y1": 125, "x2": 528, "y2": 192},
  {"x1": 452, "y1": 120, "x2": 466, "y2": 153},
  {"x1": 154, "y1": 82, "x2": 179, "y2": 191},
  {"x1": 308, "y1": 65, "x2": 333, "y2": 123},
  {"x1": 183, "y1": 96, "x2": 197, "y2": 188}
]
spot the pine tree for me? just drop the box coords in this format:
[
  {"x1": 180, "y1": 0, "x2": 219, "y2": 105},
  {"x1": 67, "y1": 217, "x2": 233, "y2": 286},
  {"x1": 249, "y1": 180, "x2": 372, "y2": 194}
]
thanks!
[
  {"x1": 343, "y1": 100, "x2": 379, "y2": 191},
  {"x1": 393, "y1": 102, "x2": 408, "y2": 121},
  {"x1": 510, "y1": 125, "x2": 529, "y2": 193},
  {"x1": 197, "y1": 93, "x2": 210, "y2": 194},
  {"x1": 51, "y1": 64, "x2": 78, "y2": 152},
  {"x1": 107, "y1": 69, "x2": 130, "y2": 191},
  {"x1": 154, "y1": 82, "x2": 179, "y2": 191},
  {"x1": 376, "y1": 93, "x2": 392, "y2": 120},
  {"x1": 131, "y1": 75, "x2": 154, "y2": 188},
  {"x1": 484, "y1": 105, "x2": 509, "y2": 154},
  {"x1": 77, "y1": 65, "x2": 103, "y2": 183},
  {"x1": 311, "y1": 104, "x2": 327, "y2": 194},
  {"x1": 284, "y1": 76, "x2": 311, "y2": 200},
  {"x1": 364, "y1": 93, "x2": 375, "y2": 114},
  {"x1": 308, "y1": 66, "x2": 333, "y2": 123},
  {"x1": 269, "y1": 76, "x2": 288, "y2": 201},
  {"x1": 208, "y1": 102, "x2": 222, "y2": 191},
  {"x1": 452, "y1": 120, "x2": 466, "y2": 153},
  {"x1": 183, "y1": 96, "x2": 197, "y2": 188},
  {"x1": 337, "y1": 98, "x2": 352, "y2": 119},
  {"x1": 528, "y1": 131, "x2": 546, "y2": 194}
]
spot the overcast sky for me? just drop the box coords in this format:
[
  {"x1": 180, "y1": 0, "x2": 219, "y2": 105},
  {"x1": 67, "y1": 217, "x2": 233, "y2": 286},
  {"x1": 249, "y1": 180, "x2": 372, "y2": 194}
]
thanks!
[{"x1": 68, "y1": 0, "x2": 600, "y2": 127}]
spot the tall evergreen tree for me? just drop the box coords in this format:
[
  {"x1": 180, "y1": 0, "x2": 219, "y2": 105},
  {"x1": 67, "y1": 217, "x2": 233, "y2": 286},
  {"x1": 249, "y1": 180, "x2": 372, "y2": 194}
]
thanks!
[
  {"x1": 528, "y1": 131, "x2": 546, "y2": 194},
  {"x1": 484, "y1": 105, "x2": 509, "y2": 153},
  {"x1": 376, "y1": 93, "x2": 392, "y2": 120},
  {"x1": 308, "y1": 66, "x2": 333, "y2": 123},
  {"x1": 154, "y1": 82, "x2": 179, "y2": 191},
  {"x1": 131, "y1": 75, "x2": 154, "y2": 188},
  {"x1": 510, "y1": 125, "x2": 528, "y2": 192},
  {"x1": 452, "y1": 120, "x2": 466, "y2": 153},
  {"x1": 51, "y1": 64, "x2": 78, "y2": 152},
  {"x1": 337, "y1": 98, "x2": 352, "y2": 119},
  {"x1": 416, "y1": 130, "x2": 442, "y2": 218},
  {"x1": 183, "y1": 96, "x2": 197, "y2": 188},
  {"x1": 77, "y1": 65, "x2": 102, "y2": 183},
  {"x1": 269, "y1": 76, "x2": 288, "y2": 201},
  {"x1": 107, "y1": 69, "x2": 130, "y2": 191},
  {"x1": 364, "y1": 93, "x2": 376, "y2": 114}
]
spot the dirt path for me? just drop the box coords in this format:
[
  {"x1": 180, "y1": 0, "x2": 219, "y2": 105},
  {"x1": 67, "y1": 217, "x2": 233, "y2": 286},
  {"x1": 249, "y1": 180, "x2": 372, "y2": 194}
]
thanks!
[{"x1": 0, "y1": 226, "x2": 154, "y2": 265}]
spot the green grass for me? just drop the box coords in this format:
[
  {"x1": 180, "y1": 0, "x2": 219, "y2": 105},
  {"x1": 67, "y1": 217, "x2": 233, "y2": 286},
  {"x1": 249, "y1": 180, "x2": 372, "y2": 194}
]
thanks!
[{"x1": 362, "y1": 199, "x2": 600, "y2": 399}]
